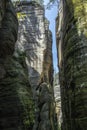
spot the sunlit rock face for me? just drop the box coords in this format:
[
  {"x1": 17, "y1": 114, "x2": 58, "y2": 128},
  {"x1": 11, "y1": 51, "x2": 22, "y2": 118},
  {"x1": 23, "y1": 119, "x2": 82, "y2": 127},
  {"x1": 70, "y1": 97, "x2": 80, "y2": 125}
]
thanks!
[
  {"x1": 56, "y1": 0, "x2": 87, "y2": 130},
  {"x1": 16, "y1": 1, "x2": 55, "y2": 130},
  {"x1": 43, "y1": 18, "x2": 53, "y2": 86},
  {"x1": 54, "y1": 73, "x2": 62, "y2": 128},
  {"x1": 16, "y1": 1, "x2": 47, "y2": 87}
]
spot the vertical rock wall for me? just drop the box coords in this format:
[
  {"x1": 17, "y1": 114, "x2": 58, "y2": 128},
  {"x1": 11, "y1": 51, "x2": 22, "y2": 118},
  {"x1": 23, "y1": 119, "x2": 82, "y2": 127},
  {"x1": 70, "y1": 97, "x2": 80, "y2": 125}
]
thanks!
[
  {"x1": 54, "y1": 73, "x2": 62, "y2": 129},
  {"x1": 16, "y1": 1, "x2": 55, "y2": 130},
  {"x1": 0, "y1": 1, "x2": 35, "y2": 129},
  {"x1": 0, "y1": 0, "x2": 18, "y2": 58},
  {"x1": 16, "y1": 1, "x2": 47, "y2": 87},
  {"x1": 56, "y1": 0, "x2": 87, "y2": 130},
  {"x1": 0, "y1": 0, "x2": 5, "y2": 27},
  {"x1": 0, "y1": 1, "x2": 55, "y2": 129}
]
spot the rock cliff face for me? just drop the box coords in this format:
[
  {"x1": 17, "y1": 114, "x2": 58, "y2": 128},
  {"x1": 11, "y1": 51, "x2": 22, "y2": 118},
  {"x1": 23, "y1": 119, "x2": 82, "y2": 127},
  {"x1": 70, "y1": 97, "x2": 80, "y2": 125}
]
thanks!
[
  {"x1": 54, "y1": 73, "x2": 62, "y2": 129},
  {"x1": 0, "y1": 0, "x2": 35, "y2": 129},
  {"x1": 0, "y1": 0, "x2": 18, "y2": 58},
  {"x1": 56, "y1": 0, "x2": 87, "y2": 130},
  {"x1": 16, "y1": 1, "x2": 53, "y2": 87},
  {"x1": 0, "y1": 1, "x2": 55, "y2": 129},
  {"x1": 15, "y1": 1, "x2": 55, "y2": 130}
]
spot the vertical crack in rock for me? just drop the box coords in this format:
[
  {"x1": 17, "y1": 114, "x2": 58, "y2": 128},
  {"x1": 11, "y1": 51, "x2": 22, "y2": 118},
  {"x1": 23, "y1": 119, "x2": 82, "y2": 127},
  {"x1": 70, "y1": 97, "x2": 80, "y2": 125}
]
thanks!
[{"x1": 56, "y1": 0, "x2": 87, "y2": 130}]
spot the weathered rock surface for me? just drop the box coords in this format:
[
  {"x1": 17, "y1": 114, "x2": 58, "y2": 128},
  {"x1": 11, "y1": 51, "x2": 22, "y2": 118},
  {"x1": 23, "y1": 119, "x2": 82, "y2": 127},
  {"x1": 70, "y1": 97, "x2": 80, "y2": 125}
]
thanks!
[
  {"x1": 0, "y1": 54, "x2": 35, "y2": 130},
  {"x1": 16, "y1": 1, "x2": 47, "y2": 87},
  {"x1": 0, "y1": 1, "x2": 56, "y2": 129},
  {"x1": 54, "y1": 73, "x2": 62, "y2": 129},
  {"x1": 16, "y1": 1, "x2": 53, "y2": 87},
  {"x1": 56, "y1": 0, "x2": 87, "y2": 130},
  {"x1": 0, "y1": 0, "x2": 35, "y2": 129},
  {"x1": 0, "y1": 0, "x2": 18, "y2": 58},
  {"x1": 15, "y1": 1, "x2": 55, "y2": 130}
]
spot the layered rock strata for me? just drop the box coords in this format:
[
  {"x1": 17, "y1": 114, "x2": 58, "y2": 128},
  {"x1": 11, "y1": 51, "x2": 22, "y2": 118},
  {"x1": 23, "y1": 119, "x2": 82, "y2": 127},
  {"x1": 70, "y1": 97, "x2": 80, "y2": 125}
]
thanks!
[
  {"x1": 0, "y1": 0, "x2": 55, "y2": 130},
  {"x1": 56, "y1": 0, "x2": 87, "y2": 130},
  {"x1": 54, "y1": 73, "x2": 62, "y2": 129},
  {"x1": 16, "y1": 1, "x2": 55, "y2": 130},
  {"x1": 0, "y1": 0, "x2": 35, "y2": 129}
]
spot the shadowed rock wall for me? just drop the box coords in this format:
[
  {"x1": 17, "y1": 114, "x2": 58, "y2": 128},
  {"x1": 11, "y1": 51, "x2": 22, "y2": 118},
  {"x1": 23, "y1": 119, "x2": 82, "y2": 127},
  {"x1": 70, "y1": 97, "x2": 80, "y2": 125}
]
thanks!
[
  {"x1": 0, "y1": 0, "x2": 18, "y2": 58},
  {"x1": 0, "y1": 0, "x2": 35, "y2": 129},
  {"x1": 16, "y1": 1, "x2": 55, "y2": 130},
  {"x1": 56, "y1": 0, "x2": 87, "y2": 130}
]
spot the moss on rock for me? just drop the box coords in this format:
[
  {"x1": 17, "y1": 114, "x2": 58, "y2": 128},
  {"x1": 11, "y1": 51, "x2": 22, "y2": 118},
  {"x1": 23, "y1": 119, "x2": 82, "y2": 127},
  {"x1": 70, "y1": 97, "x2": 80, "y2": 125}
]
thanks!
[{"x1": 0, "y1": 52, "x2": 35, "y2": 129}]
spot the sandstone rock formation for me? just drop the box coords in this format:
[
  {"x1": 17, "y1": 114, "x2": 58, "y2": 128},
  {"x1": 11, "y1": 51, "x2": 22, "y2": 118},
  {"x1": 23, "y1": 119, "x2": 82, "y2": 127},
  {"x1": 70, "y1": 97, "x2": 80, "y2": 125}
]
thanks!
[
  {"x1": 0, "y1": 0, "x2": 56, "y2": 129},
  {"x1": 0, "y1": 0, "x2": 18, "y2": 58},
  {"x1": 0, "y1": 0, "x2": 35, "y2": 129},
  {"x1": 56, "y1": 0, "x2": 87, "y2": 130},
  {"x1": 15, "y1": 1, "x2": 55, "y2": 130},
  {"x1": 54, "y1": 73, "x2": 62, "y2": 129}
]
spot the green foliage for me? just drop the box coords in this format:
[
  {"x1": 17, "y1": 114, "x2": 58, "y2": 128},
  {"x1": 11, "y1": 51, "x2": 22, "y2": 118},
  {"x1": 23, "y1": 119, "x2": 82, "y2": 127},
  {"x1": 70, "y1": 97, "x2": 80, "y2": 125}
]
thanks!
[{"x1": 0, "y1": 52, "x2": 35, "y2": 129}]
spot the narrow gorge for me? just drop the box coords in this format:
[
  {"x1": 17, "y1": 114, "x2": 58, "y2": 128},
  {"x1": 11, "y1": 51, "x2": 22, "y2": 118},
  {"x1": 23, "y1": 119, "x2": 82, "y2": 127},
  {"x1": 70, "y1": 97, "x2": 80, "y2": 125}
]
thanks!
[
  {"x1": 0, "y1": 0, "x2": 87, "y2": 130},
  {"x1": 0, "y1": 0, "x2": 56, "y2": 129}
]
